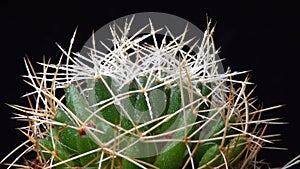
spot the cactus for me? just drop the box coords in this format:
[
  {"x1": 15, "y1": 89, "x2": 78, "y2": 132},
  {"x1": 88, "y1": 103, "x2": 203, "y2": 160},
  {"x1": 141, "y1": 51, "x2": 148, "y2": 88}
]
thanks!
[{"x1": 1, "y1": 13, "x2": 299, "y2": 169}]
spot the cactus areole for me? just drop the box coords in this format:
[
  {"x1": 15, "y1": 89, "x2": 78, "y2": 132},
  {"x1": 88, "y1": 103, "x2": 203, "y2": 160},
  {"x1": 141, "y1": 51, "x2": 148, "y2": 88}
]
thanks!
[{"x1": 1, "y1": 12, "x2": 289, "y2": 169}]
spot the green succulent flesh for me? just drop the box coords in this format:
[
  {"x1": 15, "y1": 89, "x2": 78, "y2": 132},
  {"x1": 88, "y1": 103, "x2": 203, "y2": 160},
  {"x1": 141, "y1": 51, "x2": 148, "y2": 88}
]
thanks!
[{"x1": 40, "y1": 75, "x2": 245, "y2": 168}]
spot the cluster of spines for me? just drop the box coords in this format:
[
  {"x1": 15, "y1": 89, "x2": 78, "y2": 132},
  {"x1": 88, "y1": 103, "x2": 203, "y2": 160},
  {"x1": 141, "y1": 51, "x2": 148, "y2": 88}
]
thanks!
[{"x1": 0, "y1": 18, "x2": 284, "y2": 169}]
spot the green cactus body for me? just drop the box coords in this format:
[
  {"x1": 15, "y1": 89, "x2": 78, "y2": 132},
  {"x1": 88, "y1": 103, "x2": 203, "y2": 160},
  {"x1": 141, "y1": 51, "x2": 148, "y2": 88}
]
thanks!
[
  {"x1": 154, "y1": 110, "x2": 196, "y2": 169},
  {"x1": 198, "y1": 136, "x2": 246, "y2": 168},
  {"x1": 35, "y1": 75, "x2": 245, "y2": 169},
  {"x1": 38, "y1": 130, "x2": 79, "y2": 168}
]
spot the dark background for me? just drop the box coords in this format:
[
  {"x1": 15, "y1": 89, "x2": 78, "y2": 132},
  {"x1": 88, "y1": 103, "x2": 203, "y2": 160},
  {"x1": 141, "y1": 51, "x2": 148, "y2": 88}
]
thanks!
[{"x1": 1, "y1": 1, "x2": 299, "y2": 168}]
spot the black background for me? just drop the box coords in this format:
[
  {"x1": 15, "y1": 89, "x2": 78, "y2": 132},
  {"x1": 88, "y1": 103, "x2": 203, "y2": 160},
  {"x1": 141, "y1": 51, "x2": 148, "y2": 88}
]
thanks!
[{"x1": 1, "y1": 1, "x2": 299, "y2": 168}]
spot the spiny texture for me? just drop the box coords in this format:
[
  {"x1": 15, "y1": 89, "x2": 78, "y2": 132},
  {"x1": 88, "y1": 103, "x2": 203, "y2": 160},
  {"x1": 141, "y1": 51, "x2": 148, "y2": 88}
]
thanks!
[{"x1": 1, "y1": 18, "x2": 287, "y2": 169}]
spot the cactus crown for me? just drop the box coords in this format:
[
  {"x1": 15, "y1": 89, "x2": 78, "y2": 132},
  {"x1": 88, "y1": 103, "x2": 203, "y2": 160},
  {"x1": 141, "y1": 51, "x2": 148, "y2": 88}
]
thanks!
[{"x1": 1, "y1": 13, "x2": 297, "y2": 169}]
